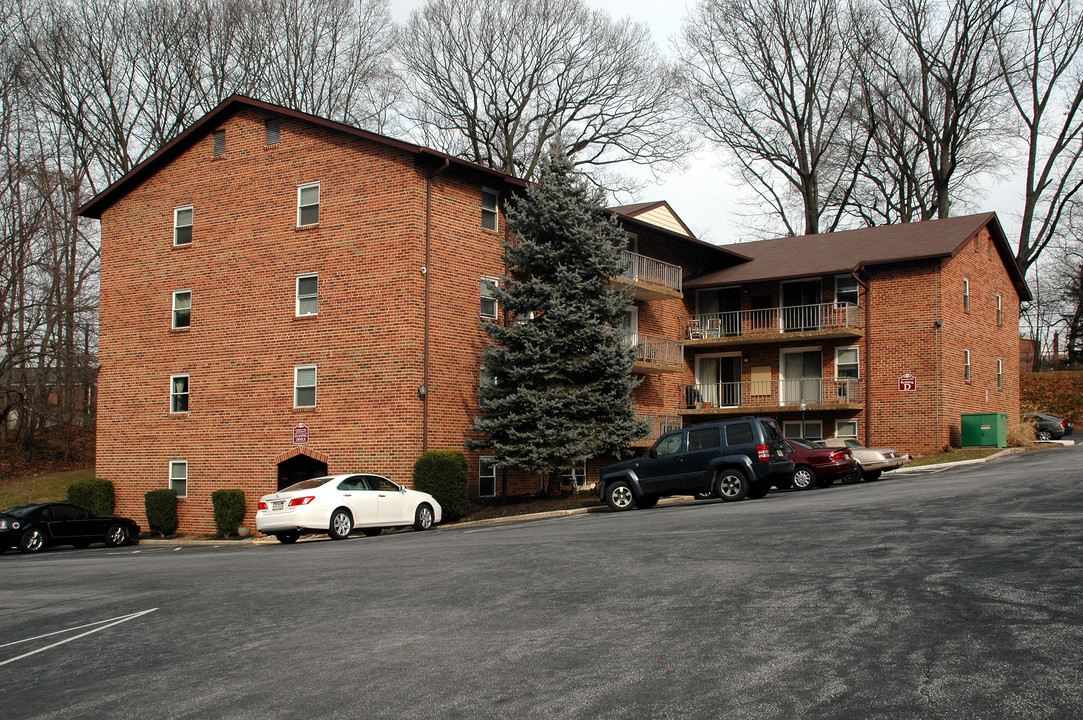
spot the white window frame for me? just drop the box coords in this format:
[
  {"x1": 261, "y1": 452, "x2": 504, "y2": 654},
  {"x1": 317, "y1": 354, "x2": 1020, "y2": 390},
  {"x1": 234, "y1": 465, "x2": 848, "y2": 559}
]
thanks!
[
  {"x1": 169, "y1": 460, "x2": 188, "y2": 498},
  {"x1": 835, "y1": 346, "x2": 860, "y2": 379},
  {"x1": 172, "y1": 290, "x2": 191, "y2": 329},
  {"x1": 835, "y1": 275, "x2": 859, "y2": 306},
  {"x1": 481, "y1": 187, "x2": 499, "y2": 232},
  {"x1": 480, "y1": 276, "x2": 499, "y2": 320},
  {"x1": 170, "y1": 374, "x2": 190, "y2": 414},
  {"x1": 297, "y1": 183, "x2": 320, "y2": 227},
  {"x1": 996, "y1": 293, "x2": 1003, "y2": 324},
  {"x1": 561, "y1": 462, "x2": 588, "y2": 488},
  {"x1": 294, "y1": 365, "x2": 317, "y2": 408},
  {"x1": 835, "y1": 420, "x2": 858, "y2": 438},
  {"x1": 963, "y1": 278, "x2": 970, "y2": 311},
  {"x1": 479, "y1": 456, "x2": 496, "y2": 498},
  {"x1": 174, "y1": 206, "x2": 193, "y2": 246},
  {"x1": 997, "y1": 358, "x2": 1003, "y2": 389},
  {"x1": 296, "y1": 273, "x2": 318, "y2": 317},
  {"x1": 964, "y1": 349, "x2": 971, "y2": 382},
  {"x1": 782, "y1": 420, "x2": 823, "y2": 440}
]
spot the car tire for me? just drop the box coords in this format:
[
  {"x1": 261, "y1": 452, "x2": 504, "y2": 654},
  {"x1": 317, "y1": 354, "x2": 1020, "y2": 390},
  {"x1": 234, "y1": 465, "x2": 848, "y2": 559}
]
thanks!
[
  {"x1": 604, "y1": 480, "x2": 636, "y2": 511},
  {"x1": 19, "y1": 528, "x2": 47, "y2": 553},
  {"x1": 840, "y1": 470, "x2": 862, "y2": 485},
  {"x1": 1037, "y1": 429, "x2": 1053, "y2": 441},
  {"x1": 362, "y1": 527, "x2": 383, "y2": 537},
  {"x1": 693, "y1": 490, "x2": 716, "y2": 500},
  {"x1": 275, "y1": 530, "x2": 300, "y2": 544},
  {"x1": 105, "y1": 524, "x2": 129, "y2": 547},
  {"x1": 863, "y1": 469, "x2": 883, "y2": 482},
  {"x1": 792, "y1": 466, "x2": 818, "y2": 491},
  {"x1": 637, "y1": 494, "x2": 660, "y2": 509},
  {"x1": 715, "y1": 470, "x2": 750, "y2": 502},
  {"x1": 328, "y1": 509, "x2": 353, "y2": 539},
  {"x1": 413, "y1": 504, "x2": 434, "y2": 531}
]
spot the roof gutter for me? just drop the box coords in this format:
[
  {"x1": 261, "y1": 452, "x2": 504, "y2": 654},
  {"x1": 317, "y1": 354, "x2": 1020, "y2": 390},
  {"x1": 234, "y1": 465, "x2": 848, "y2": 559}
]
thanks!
[{"x1": 422, "y1": 158, "x2": 451, "y2": 454}]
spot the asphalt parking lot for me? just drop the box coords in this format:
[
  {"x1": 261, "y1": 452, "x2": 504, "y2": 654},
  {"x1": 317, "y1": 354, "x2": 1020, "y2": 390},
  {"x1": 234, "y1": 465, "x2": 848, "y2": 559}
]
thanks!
[{"x1": 2, "y1": 445, "x2": 1082, "y2": 719}]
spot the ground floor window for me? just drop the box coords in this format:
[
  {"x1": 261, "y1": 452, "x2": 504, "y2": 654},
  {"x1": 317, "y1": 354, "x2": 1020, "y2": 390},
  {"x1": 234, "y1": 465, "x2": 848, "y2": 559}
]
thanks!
[
  {"x1": 170, "y1": 460, "x2": 188, "y2": 497},
  {"x1": 835, "y1": 420, "x2": 858, "y2": 438},
  {"x1": 782, "y1": 420, "x2": 822, "y2": 440},
  {"x1": 561, "y1": 462, "x2": 588, "y2": 488},
  {"x1": 479, "y1": 457, "x2": 496, "y2": 497}
]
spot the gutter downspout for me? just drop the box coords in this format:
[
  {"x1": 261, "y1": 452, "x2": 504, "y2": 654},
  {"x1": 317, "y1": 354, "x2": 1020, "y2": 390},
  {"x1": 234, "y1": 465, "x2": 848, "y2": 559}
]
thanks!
[
  {"x1": 422, "y1": 158, "x2": 450, "y2": 454},
  {"x1": 852, "y1": 268, "x2": 871, "y2": 444}
]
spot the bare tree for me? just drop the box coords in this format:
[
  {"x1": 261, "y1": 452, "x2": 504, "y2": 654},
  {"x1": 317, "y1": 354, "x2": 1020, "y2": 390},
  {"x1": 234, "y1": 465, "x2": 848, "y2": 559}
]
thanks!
[{"x1": 397, "y1": 0, "x2": 689, "y2": 185}]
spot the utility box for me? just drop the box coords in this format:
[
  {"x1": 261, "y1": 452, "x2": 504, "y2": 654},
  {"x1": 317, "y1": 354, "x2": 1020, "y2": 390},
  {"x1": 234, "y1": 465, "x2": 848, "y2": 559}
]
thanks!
[{"x1": 961, "y1": 413, "x2": 1008, "y2": 448}]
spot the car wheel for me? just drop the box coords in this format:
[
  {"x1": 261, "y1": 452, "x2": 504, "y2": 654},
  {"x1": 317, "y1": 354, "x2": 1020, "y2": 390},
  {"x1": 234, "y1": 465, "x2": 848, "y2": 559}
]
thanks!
[
  {"x1": 840, "y1": 470, "x2": 862, "y2": 485},
  {"x1": 362, "y1": 527, "x2": 383, "y2": 537},
  {"x1": 863, "y1": 469, "x2": 883, "y2": 482},
  {"x1": 637, "y1": 494, "x2": 660, "y2": 509},
  {"x1": 19, "y1": 528, "x2": 47, "y2": 554},
  {"x1": 792, "y1": 466, "x2": 818, "y2": 491},
  {"x1": 715, "y1": 470, "x2": 750, "y2": 502},
  {"x1": 328, "y1": 509, "x2": 353, "y2": 539},
  {"x1": 105, "y1": 524, "x2": 129, "y2": 547},
  {"x1": 275, "y1": 531, "x2": 300, "y2": 544},
  {"x1": 413, "y1": 504, "x2": 434, "y2": 531},
  {"x1": 604, "y1": 480, "x2": 636, "y2": 511},
  {"x1": 1037, "y1": 429, "x2": 1053, "y2": 441},
  {"x1": 694, "y1": 490, "x2": 716, "y2": 500}
]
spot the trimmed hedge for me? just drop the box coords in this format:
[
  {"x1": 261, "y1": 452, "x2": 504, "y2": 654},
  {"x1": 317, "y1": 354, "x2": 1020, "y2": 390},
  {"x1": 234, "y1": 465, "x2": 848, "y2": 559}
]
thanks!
[
  {"x1": 68, "y1": 478, "x2": 115, "y2": 516},
  {"x1": 144, "y1": 489, "x2": 179, "y2": 536},
  {"x1": 211, "y1": 489, "x2": 246, "y2": 537},
  {"x1": 413, "y1": 450, "x2": 469, "y2": 522}
]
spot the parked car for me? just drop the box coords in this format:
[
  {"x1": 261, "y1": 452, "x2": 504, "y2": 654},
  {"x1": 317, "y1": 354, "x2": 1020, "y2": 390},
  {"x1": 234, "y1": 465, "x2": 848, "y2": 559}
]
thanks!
[
  {"x1": 0, "y1": 502, "x2": 140, "y2": 554},
  {"x1": 820, "y1": 438, "x2": 908, "y2": 481},
  {"x1": 256, "y1": 474, "x2": 442, "y2": 543},
  {"x1": 784, "y1": 439, "x2": 861, "y2": 490},
  {"x1": 597, "y1": 417, "x2": 794, "y2": 510},
  {"x1": 1022, "y1": 412, "x2": 1073, "y2": 441}
]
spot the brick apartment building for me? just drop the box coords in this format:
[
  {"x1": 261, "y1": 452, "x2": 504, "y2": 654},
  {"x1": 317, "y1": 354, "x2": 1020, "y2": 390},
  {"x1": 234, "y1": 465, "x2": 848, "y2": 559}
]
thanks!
[{"x1": 79, "y1": 96, "x2": 1030, "y2": 532}]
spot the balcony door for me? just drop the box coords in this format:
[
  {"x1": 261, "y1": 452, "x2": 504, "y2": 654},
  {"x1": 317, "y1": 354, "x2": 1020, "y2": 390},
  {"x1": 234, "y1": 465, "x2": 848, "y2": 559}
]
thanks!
[
  {"x1": 781, "y1": 279, "x2": 822, "y2": 331},
  {"x1": 696, "y1": 288, "x2": 741, "y2": 336},
  {"x1": 781, "y1": 349, "x2": 822, "y2": 405},
  {"x1": 696, "y1": 354, "x2": 742, "y2": 407}
]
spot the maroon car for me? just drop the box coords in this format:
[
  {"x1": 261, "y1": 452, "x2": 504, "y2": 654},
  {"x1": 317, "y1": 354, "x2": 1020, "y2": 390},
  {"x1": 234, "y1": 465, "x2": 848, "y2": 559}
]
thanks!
[{"x1": 784, "y1": 439, "x2": 861, "y2": 490}]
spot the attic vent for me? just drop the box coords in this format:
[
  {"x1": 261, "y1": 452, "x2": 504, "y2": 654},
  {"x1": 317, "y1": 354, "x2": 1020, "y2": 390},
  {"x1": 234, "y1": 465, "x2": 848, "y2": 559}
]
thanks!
[
  {"x1": 212, "y1": 130, "x2": 225, "y2": 157},
  {"x1": 266, "y1": 117, "x2": 281, "y2": 146}
]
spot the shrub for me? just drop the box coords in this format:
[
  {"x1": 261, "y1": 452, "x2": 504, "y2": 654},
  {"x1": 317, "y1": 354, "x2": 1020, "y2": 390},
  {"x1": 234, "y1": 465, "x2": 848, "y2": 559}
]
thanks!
[
  {"x1": 1007, "y1": 421, "x2": 1037, "y2": 448},
  {"x1": 211, "y1": 489, "x2": 246, "y2": 537},
  {"x1": 413, "y1": 450, "x2": 469, "y2": 522},
  {"x1": 68, "y1": 478, "x2": 115, "y2": 516},
  {"x1": 144, "y1": 489, "x2": 179, "y2": 536}
]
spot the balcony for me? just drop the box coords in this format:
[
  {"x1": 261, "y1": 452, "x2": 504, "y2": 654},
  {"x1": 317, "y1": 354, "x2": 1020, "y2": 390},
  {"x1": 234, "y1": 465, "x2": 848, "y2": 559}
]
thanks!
[
  {"x1": 631, "y1": 333, "x2": 684, "y2": 374},
  {"x1": 629, "y1": 414, "x2": 684, "y2": 448},
  {"x1": 611, "y1": 250, "x2": 683, "y2": 300},
  {"x1": 679, "y1": 378, "x2": 863, "y2": 417},
  {"x1": 685, "y1": 302, "x2": 862, "y2": 347}
]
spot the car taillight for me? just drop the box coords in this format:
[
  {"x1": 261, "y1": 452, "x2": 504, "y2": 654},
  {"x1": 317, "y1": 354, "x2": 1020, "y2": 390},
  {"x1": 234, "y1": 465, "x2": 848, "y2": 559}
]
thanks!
[
  {"x1": 258, "y1": 501, "x2": 267, "y2": 510},
  {"x1": 288, "y1": 496, "x2": 315, "y2": 507},
  {"x1": 1062, "y1": 420, "x2": 1069, "y2": 428},
  {"x1": 830, "y1": 450, "x2": 848, "y2": 461},
  {"x1": 757, "y1": 444, "x2": 770, "y2": 461}
]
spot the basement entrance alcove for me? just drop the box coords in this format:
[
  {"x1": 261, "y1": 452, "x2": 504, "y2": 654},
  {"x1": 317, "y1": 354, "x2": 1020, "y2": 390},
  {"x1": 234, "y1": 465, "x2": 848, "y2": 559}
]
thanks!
[{"x1": 277, "y1": 453, "x2": 328, "y2": 491}]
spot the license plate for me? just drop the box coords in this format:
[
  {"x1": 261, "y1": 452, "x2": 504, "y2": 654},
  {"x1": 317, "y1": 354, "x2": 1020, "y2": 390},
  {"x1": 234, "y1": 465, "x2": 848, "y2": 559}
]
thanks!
[
  {"x1": 272, "y1": 501, "x2": 284, "y2": 511},
  {"x1": 776, "y1": 448, "x2": 784, "y2": 457}
]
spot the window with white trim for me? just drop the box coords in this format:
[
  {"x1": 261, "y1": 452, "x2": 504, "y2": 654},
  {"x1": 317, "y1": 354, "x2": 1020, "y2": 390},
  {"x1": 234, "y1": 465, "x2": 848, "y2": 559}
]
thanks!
[
  {"x1": 835, "y1": 276, "x2": 859, "y2": 306},
  {"x1": 170, "y1": 374, "x2": 189, "y2": 413},
  {"x1": 996, "y1": 293, "x2": 1002, "y2": 324},
  {"x1": 964, "y1": 349, "x2": 971, "y2": 381},
  {"x1": 963, "y1": 278, "x2": 970, "y2": 311},
  {"x1": 294, "y1": 365, "x2": 317, "y2": 408},
  {"x1": 297, "y1": 183, "x2": 320, "y2": 226},
  {"x1": 480, "y1": 277, "x2": 499, "y2": 319},
  {"x1": 172, "y1": 290, "x2": 191, "y2": 329},
  {"x1": 480, "y1": 365, "x2": 496, "y2": 389},
  {"x1": 170, "y1": 460, "x2": 188, "y2": 497},
  {"x1": 997, "y1": 358, "x2": 1003, "y2": 389},
  {"x1": 174, "y1": 206, "x2": 193, "y2": 246},
  {"x1": 296, "y1": 274, "x2": 318, "y2": 316},
  {"x1": 482, "y1": 188, "x2": 499, "y2": 231},
  {"x1": 561, "y1": 462, "x2": 588, "y2": 488},
  {"x1": 835, "y1": 420, "x2": 858, "y2": 438},
  {"x1": 835, "y1": 346, "x2": 859, "y2": 400},
  {"x1": 783, "y1": 420, "x2": 822, "y2": 440},
  {"x1": 479, "y1": 457, "x2": 496, "y2": 497}
]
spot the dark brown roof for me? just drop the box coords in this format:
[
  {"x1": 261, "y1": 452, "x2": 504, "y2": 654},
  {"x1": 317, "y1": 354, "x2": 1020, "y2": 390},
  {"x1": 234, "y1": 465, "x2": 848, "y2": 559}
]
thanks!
[
  {"x1": 78, "y1": 95, "x2": 528, "y2": 220},
  {"x1": 684, "y1": 213, "x2": 1031, "y2": 301}
]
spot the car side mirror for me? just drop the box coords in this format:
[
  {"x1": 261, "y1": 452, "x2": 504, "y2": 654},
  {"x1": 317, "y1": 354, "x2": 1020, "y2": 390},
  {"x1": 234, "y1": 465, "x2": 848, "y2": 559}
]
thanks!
[
  {"x1": 648, "y1": 449, "x2": 658, "y2": 458},
  {"x1": 400, "y1": 486, "x2": 407, "y2": 493}
]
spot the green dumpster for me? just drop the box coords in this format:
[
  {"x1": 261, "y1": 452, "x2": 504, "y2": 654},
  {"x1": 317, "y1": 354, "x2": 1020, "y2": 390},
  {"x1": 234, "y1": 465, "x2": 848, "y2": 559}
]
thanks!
[{"x1": 960, "y1": 412, "x2": 1008, "y2": 448}]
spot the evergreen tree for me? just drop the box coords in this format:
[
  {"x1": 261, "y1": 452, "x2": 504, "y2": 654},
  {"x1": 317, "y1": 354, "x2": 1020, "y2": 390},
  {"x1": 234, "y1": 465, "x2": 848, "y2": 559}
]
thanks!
[{"x1": 469, "y1": 145, "x2": 649, "y2": 495}]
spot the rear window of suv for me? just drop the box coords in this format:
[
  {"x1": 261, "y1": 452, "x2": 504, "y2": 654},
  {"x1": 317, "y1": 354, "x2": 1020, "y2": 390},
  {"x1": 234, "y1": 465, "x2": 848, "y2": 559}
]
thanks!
[{"x1": 725, "y1": 422, "x2": 754, "y2": 445}]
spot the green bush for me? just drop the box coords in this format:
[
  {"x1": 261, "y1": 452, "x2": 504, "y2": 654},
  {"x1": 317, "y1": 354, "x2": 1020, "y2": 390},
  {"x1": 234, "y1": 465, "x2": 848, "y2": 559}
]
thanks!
[
  {"x1": 68, "y1": 478, "x2": 115, "y2": 516},
  {"x1": 144, "y1": 489, "x2": 178, "y2": 536},
  {"x1": 413, "y1": 450, "x2": 470, "y2": 522},
  {"x1": 211, "y1": 489, "x2": 246, "y2": 537}
]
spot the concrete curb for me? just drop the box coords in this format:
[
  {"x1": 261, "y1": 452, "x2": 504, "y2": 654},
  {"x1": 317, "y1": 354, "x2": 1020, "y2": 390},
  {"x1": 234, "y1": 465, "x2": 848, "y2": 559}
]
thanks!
[{"x1": 893, "y1": 443, "x2": 1067, "y2": 474}]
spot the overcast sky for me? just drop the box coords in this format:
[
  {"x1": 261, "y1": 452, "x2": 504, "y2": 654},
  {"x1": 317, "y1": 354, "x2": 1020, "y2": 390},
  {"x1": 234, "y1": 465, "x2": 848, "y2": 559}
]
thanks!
[{"x1": 389, "y1": 0, "x2": 1023, "y2": 249}]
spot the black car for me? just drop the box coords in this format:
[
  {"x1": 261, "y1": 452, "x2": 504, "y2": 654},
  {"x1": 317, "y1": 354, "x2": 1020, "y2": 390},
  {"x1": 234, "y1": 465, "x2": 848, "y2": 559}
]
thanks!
[
  {"x1": 0, "y1": 502, "x2": 140, "y2": 554},
  {"x1": 1022, "y1": 412, "x2": 1073, "y2": 441},
  {"x1": 597, "y1": 416, "x2": 794, "y2": 510}
]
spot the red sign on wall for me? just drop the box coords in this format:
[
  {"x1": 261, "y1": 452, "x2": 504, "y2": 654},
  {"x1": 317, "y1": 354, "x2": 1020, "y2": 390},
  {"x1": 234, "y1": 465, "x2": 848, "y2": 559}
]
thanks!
[
  {"x1": 898, "y1": 374, "x2": 917, "y2": 392},
  {"x1": 292, "y1": 423, "x2": 309, "y2": 444}
]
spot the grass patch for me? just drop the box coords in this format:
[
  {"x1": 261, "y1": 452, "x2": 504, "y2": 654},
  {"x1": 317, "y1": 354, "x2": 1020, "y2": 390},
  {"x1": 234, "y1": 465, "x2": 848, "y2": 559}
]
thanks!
[
  {"x1": 458, "y1": 491, "x2": 600, "y2": 522},
  {"x1": 0, "y1": 467, "x2": 95, "y2": 510},
  {"x1": 906, "y1": 447, "x2": 1007, "y2": 467}
]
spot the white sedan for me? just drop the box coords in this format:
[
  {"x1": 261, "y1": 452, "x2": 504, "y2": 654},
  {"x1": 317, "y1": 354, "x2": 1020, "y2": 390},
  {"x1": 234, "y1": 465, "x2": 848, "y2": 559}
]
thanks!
[{"x1": 256, "y1": 474, "x2": 442, "y2": 544}]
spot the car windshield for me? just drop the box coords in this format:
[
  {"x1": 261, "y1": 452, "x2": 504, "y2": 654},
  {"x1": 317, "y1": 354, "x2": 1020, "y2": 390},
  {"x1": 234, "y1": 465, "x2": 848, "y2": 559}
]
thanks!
[
  {"x1": 788, "y1": 439, "x2": 816, "y2": 450},
  {"x1": 280, "y1": 477, "x2": 332, "y2": 493}
]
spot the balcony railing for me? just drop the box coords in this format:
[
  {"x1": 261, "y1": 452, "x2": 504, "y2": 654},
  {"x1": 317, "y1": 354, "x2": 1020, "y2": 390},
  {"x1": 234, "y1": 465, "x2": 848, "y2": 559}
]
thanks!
[
  {"x1": 683, "y1": 378, "x2": 862, "y2": 409},
  {"x1": 621, "y1": 250, "x2": 682, "y2": 293},
  {"x1": 632, "y1": 414, "x2": 684, "y2": 445},
  {"x1": 687, "y1": 302, "x2": 861, "y2": 340},
  {"x1": 631, "y1": 332, "x2": 684, "y2": 366}
]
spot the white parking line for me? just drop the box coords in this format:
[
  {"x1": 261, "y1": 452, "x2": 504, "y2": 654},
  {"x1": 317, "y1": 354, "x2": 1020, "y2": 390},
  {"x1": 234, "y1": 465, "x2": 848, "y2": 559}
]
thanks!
[{"x1": 0, "y1": 608, "x2": 158, "y2": 667}]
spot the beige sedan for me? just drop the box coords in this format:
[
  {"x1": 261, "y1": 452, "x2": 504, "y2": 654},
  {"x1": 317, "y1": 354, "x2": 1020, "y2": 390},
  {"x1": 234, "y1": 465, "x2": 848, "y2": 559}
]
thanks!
[{"x1": 821, "y1": 438, "x2": 908, "y2": 481}]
